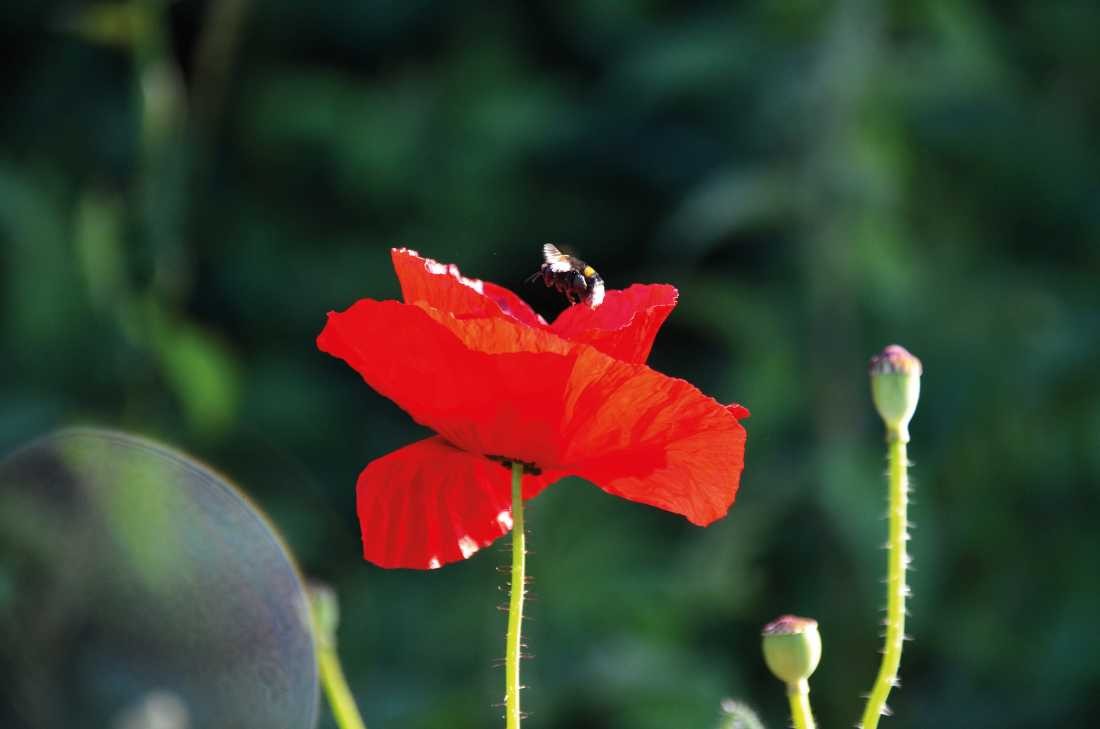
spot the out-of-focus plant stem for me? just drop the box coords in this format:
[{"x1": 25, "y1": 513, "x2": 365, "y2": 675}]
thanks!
[
  {"x1": 312, "y1": 585, "x2": 368, "y2": 729},
  {"x1": 318, "y1": 642, "x2": 369, "y2": 729},
  {"x1": 191, "y1": 0, "x2": 251, "y2": 130}
]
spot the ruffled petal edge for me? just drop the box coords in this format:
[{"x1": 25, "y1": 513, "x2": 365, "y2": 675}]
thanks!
[
  {"x1": 391, "y1": 248, "x2": 546, "y2": 328},
  {"x1": 550, "y1": 283, "x2": 678, "y2": 363}
]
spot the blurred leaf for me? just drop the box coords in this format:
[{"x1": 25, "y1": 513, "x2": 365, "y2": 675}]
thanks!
[
  {"x1": 74, "y1": 190, "x2": 127, "y2": 312},
  {"x1": 149, "y1": 305, "x2": 241, "y2": 438},
  {"x1": 659, "y1": 168, "x2": 797, "y2": 259},
  {"x1": 0, "y1": 166, "x2": 93, "y2": 378},
  {"x1": 56, "y1": 2, "x2": 146, "y2": 49}
]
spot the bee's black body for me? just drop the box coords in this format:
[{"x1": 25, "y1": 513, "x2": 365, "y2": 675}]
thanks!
[{"x1": 531, "y1": 244, "x2": 605, "y2": 307}]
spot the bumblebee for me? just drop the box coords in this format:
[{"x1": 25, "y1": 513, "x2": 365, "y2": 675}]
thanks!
[{"x1": 530, "y1": 244, "x2": 605, "y2": 307}]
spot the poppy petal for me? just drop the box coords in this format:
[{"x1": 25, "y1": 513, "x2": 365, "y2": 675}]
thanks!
[
  {"x1": 320, "y1": 300, "x2": 746, "y2": 524},
  {"x1": 564, "y1": 388, "x2": 747, "y2": 526},
  {"x1": 318, "y1": 298, "x2": 572, "y2": 463},
  {"x1": 390, "y1": 248, "x2": 546, "y2": 327},
  {"x1": 358, "y1": 436, "x2": 554, "y2": 569},
  {"x1": 550, "y1": 284, "x2": 678, "y2": 363},
  {"x1": 727, "y1": 403, "x2": 751, "y2": 419}
]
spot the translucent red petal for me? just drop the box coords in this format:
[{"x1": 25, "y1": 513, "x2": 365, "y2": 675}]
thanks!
[
  {"x1": 550, "y1": 284, "x2": 678, "y2": 363},
  {"x1": 564, "y1": 397, "x2": 747, "y2": 526},
  {"x1": 319, "y1": 298, "x2": 746, "y2": 526},
  {"x1": 357, "y1": 436, "x2": 554, "y2": 569},
  {"x1": 727, "y1": 403, "x2": 751, "y2": 419},
  {"x1": 390, "y1": 249, "x2": 679, "y2": 359},
  {"x1": 390, "y1": 248, "x2": 546, "y2": 327}
]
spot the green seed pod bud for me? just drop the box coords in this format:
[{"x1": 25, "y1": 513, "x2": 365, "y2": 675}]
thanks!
[
  {"x1": 717, "y1": 699, "x2": 765, "y2": 729},
  {"x1": 869, "y1": 344, "x2": 922, "y2": 442},
  {"x1": 762, "y1": 615, "x2": 822, "y2": 686}
]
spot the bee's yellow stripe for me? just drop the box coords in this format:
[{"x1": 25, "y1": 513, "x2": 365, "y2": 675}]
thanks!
[{"x1": 583, "y1": 266, "x2": 595, "y2": 277}]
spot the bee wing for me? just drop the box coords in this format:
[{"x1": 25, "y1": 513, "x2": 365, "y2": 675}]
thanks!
[{"x1": 542, "y1": 243, "x2": 574, "y2": 272}]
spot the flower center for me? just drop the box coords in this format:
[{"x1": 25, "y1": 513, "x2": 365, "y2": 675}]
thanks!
[{"x1": 485, "y1": 454, "x2": 542, "y2": 476}]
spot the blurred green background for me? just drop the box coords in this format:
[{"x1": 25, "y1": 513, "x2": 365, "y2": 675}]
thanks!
[{"x1": 2, "y1": 0, "x2": 1099, "y2": 727}]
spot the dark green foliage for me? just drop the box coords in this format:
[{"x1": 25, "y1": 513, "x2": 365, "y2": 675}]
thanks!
[{"x1": 1, "y1": 1, "x2": 1098, "y2": 727}]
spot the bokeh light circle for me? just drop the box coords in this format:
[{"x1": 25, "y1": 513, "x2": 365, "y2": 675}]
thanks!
[{"x1": 0, "y1": 429, "x2": 318, "y2": 729}]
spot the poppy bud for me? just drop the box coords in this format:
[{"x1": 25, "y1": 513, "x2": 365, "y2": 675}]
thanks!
[
  {"x1": 762, "y1": 615, "x2": 822, "y2": 686},
  {"x1": 717, "y1": 698, "x2": 765, "y2": 729},
  {"x1": 869, "y1": 345, "x2": 922, "y2": 442}
]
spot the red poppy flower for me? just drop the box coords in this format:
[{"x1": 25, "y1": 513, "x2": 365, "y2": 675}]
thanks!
[{"x1": 318, "y1": 249, "x2": 748, "y2": 569}]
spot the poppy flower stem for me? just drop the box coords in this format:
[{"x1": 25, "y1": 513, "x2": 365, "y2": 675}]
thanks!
[
  {"x1": 505, "y1": 461, "x2": 526, "y2": 729},
  {"x1": 860, "y1": 433, "x2": 909, "y2": 729},
  {"x1": 787, "y1": 679, "x2": 816, "y2": 729}
]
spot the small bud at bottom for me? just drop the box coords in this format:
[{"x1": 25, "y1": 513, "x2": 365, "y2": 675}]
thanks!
[
  {"x1": 718, "y1": 699, "x2": 765, "y2": 729},
  {"x1": 762, "y1": 615, "x2": 822, "y2": 685}
]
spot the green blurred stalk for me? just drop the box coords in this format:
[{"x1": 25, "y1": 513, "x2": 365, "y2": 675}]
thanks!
[
  {"x1": 130, "y1": 0, "x2": 186, "y2": 158},
  {"x1": 318, "y1": 643, "x2": 368, "y2": 729},
  {"x1": 191, "y1": 0, "x2": 251, "y2": 129},
  {"x1": 312, "y1": 585, "x2": 368, "y2": 729}
]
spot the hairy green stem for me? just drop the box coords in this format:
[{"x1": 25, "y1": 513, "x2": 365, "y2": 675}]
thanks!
[
  {"x1": 318, "y1": 633, "x2": 368, "y2": 729},
  {"x1": 505, "y1": 462, "x2": 526, "y2": 729},
  {"x1": 861, "y1": 434, "x2": 909, "y2": 728},
  {"x1": 787, "y1": 679, "x2": 816, "y2": 729}
]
